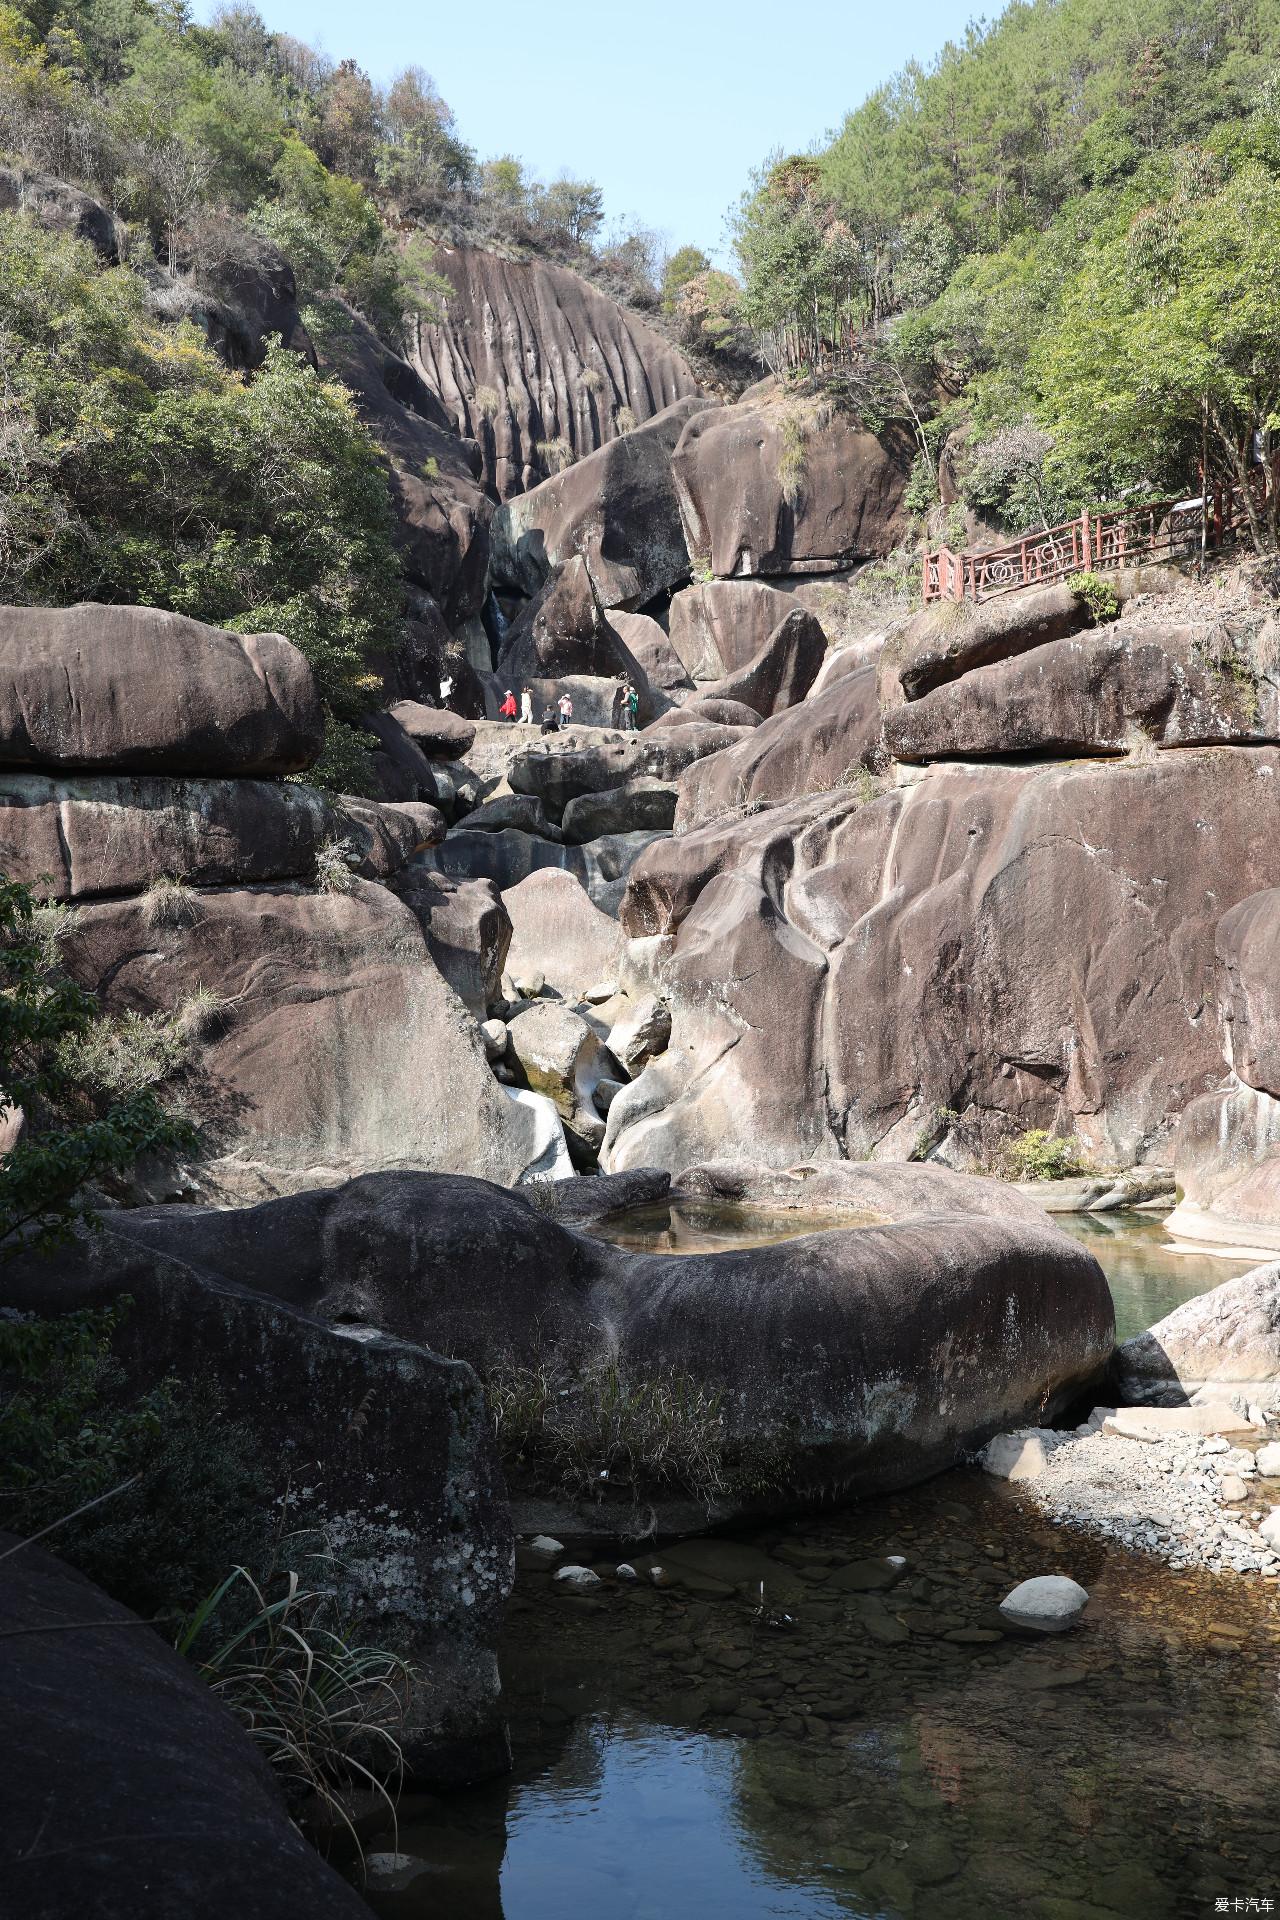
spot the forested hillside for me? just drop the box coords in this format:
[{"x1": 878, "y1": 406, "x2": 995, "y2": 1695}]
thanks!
[
  {"x1": 0, "y1": 0, "x2": 729, "y2": 787},
  {"x1": 735, "y1": 0, "x2": 1280, "y2": 543}
]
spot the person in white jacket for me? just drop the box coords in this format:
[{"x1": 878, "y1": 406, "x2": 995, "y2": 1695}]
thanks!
[{"x1": 520, "y1": 686, "x2": 533, "y2": 724}]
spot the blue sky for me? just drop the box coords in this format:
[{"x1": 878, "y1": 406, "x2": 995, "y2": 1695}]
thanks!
[{"x1": 197, "y1": 0, "x2": 977, "y2": 261}]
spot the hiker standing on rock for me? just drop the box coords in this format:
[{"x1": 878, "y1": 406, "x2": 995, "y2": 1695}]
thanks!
[
  {"x1": 520, "y1": 686, "x2": 533, "y2": 724},
  {"x1": 625, "y1": 678, "x2": 640, "y2": 731},
  {"x1": 611, "y1": 678, "x2": 627, "y2": 729},
  {"x1": 558, "y1": 690, "x2": 574, "y2": 727},
  {"x1": 499, "y1": 688, "x2": 518, "y2": 721}
]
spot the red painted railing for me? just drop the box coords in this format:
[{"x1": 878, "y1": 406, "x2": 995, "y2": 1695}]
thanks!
[{"x1": 922, "y1": 473, "x2": 1268, "y2": 604}]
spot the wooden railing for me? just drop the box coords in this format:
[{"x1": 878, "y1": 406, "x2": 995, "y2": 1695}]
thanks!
[{"x1": 922, "y1": 473, "x2": 1269, "y2": 604}]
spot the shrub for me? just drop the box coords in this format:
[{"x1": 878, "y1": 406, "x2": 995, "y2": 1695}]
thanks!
[
  {"x1": 534, "y1": 436, "x2": 573, "y2": 473},
  {"x1": 473, "y1": 382, "x2": 502, "y2": 421},
  {"x1": 1067, "y1": 570, "x2": 1121, "y2": 624},
  {"x1": 614, "y1": 404, "x2": 637, "y2": 435},
  {"x1": 59, "y1": 1008, "x2": 191, "y2": 1100},
  {"x1": 0, "y1": 1303, "x2": 268, "y2": 1619},
  {"x1": 176, "y1": 1557, "x2": 414, "y2": 1834},
  {"x1": 139, "y1": 875, "x2": 200, "y2": 931},
  {"x1": 579, "y1": 366, "x2": 604, "y2": 394},
  {"x1": 778, "y1": 409, "x2": 806, "y2": 507},
  {"x1": 314, "y1": 837, "x2": 358, "y2": 893},
  {"x1": 999, "y1": 1128, "x2": 1094, "y2": 1181}
]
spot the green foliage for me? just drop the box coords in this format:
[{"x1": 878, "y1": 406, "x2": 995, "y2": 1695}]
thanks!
[
  {"x1": 0, "y1": 218, "x2": 399, "y2": 736},
  {"x1": 1000, "y1": 1128, "x2": 1094, "y2": 1182},
  {"x1": 177, "y1": 1556, "x2": 414, "y2": 1826},
  {"x1": 661, "y1": 243, "x2": 709, "y2": 311},
  {"x1": 0, "y1": 1301, "x2": 268, "y2": 1618},
  {"x1": 904, "y1": 451, "x2": 936, "y2": 515},
  {"x1": 1068, "y1": 571, "x2": 1121, "y2": 624},
  {"x1": 0, "y1": 876, "x2": 190, "y2": 1257}
]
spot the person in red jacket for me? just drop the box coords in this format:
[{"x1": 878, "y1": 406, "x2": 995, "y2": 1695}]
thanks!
[{"x1": 499, "y1": 688, "x2": 518, "y2": 720}]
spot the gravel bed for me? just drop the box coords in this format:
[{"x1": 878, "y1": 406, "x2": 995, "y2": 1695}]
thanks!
[{"x1": 1002, "y1": 1417, "x2": 1280, "y2": 1577}]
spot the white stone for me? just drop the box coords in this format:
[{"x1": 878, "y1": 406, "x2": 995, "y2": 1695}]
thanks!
[
  {"x1": 615, "y1": 1562, "x2": 639, "y2": 1582},
  {"x1": 583, "y1": 978, "x2": 619, "y2": 1004},
  {"x1": 1259, "y1": 1509, "x2": 1280, "y2": 1551},
  {"x1": 554, "y1": 1565, "x2": 603, "y2": 1593},
  {"x1": 1255, "y1": 1441, "x2": 1280, "y2": 1476},
  {"x1": 364, "y1": 1853, "x2": 431, "y2": 1892},
  {"x1": 479, "y1": 1017, "x2": 508, "y2": 1062},
  {"x1": 1105, "y1": 1405, "x2": 1253, "y2": 1441},
  {"x1": 506, "y1": 1086, "x2": 574, "y2": 1182},
  {"x1": 608, "y1": 991, "x2": 672, "y2": 1076},
  {"x1": 513, "y1": 968, "x2": 545, "y2": 998},
  {"x1": 998, "y1": 1575, "x2": 1090, "y2": 1634},
  {"x1": 980, "y1": 1432, "x2": 1049, "y2": 1481},
  {"x1": 524, "y1": 1534, "x2": 564, "y2": 1560}
]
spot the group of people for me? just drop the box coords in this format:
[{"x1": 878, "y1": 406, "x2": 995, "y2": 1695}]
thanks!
[{"x1": 497, "y1": 676, "x2": 640, "y2": 734}]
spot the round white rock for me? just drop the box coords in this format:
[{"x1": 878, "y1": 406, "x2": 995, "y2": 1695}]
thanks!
[{"x1": 998, "y1": 1574, "x2": 1090, "y2": 1634}]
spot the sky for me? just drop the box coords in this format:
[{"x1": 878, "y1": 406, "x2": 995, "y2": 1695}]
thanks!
[{"x1": 196, "y1": 0, "x2": 977, "y2": 262}]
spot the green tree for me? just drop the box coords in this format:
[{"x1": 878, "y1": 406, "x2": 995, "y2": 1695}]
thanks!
[{"x1": 661, "y1": 244, "x2": 709, "y2": 312}]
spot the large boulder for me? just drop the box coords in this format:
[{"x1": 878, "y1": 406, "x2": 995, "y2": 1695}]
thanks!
[
  {"x1": 503, "y1": 868, "x2": 627, "y2": 998},
  {"x1": 880, "y1": 582, "x2": 1085, "y2": 705},
  {"x1": 1217, "y1": 889, "x2": 1280, "y2": 1096},
  {"x1": 885, "y1": 620, "x2": 1280, "y2": 762},
  {"x1": 388, "y1": 700, "x2": 477, "y2": 759},
  {"x1": 496, "y1": 556, "x2": 650, "y2": 684},
  {"x1": 489, "y1": 396, "x2": 712, "y2": 607},
  {"x1": 58, "y1": 878, "x2": 545, "y2": 1199},
  {"x1": 609, "y1": 750, "x2": 1280, "y2": 1174},
  {"x1": 0, "y1": 774, "x2": 333, "y2": 899},
  {"x1": 509, "y1": 724, "x2": 749, "y2": 820},
  {"x1": 676, "y1": 1158, "x2": 1055, "y2": 1225},
  {"x1": 676, "y1": 653, "x2": 883, "y2": 830},
  {"x1": 694, "y1": 606, "x2": 827, "y2": 718},
  {"x1": 391, "y1": 869, "x2": 511, "y2": 1019},
  {"x1": 668, "y1": 577, "x2": 829, "y2": 682},
  {"x1": 506, "y1": 1000, "x2": 611, "y2": 1160},
  {"x1": 1113, "y1": 1261, "x2": 1280, "y2": 1408},
  {"x1": 0, "y1": 1194, "x2": 516, "y2": 1788},
  {"x1": 410, "y1": 246, "x2": 701, "y2": 499},
  {"x1": 648, "y1": 695, "x2": 762, "y2": 730},
  {"x1": 609, "y1": 610, "x2": 695, "y2": 693},
  {"x1": 561, "y1": 778, "x2": 679, "y2": 843},
  {"x1": 0, "y1": 163, "x2": 117, "y2": 258},
  {"x1": 1, "y1": 1539, "x2": 369, "y2": 1920},
  {"x1": 424, "y1": 826, "x2": 664, "y2": 916},
  {"x1": 0, "y1": 605, "x2": 323, "y2": 775},
  {"x1": 671, "y1": 384, "x2": 911, "y2": 579},
  {"x1": 47, "y1": 1170, "x2": 1112, "y2": 1535}
]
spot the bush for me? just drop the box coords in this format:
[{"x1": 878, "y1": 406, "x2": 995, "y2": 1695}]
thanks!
[
  {"x1": 314, "y1": 837, "x2": 358, "y2": 893},
  {"x1": 1000, "y1": 1128, "x2": 1094, "y2": 1181},
  {"x1": 0, "y1": 1302, "x2": 269, "y2": 1620},
  {"x1": 1068, "y1": 570, "x2": 1121, "y2": 624}
]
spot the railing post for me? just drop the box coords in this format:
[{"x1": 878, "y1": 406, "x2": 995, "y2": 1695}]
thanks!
[{"x1": 1081, "y1": 507, "x2": 1091, "y2": 570}]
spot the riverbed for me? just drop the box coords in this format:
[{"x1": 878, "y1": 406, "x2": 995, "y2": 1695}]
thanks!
[{"x1": 364, "y1": 1206, "x2": 1280, "y2": 1920}]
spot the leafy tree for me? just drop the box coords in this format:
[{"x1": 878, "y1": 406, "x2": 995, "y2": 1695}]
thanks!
[
  {"x1": 0, "y1": 216, "x2": 400, "y2": 765},
  {"x1": 0, "y1": 879, "x2": 189, "y2": 1256},
  {"x1": 661, "y1": 243, "x2": 709, "y2": 312}
]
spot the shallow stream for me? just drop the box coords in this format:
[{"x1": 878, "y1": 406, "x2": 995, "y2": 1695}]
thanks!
[{"x1": 366, "y1": 1205, "x2": 1280, "y2": 1920}]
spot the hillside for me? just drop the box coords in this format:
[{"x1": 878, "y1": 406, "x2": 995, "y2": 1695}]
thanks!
[{"x1": 735, "y1": 0, "x2": 1280, "y2": 546}]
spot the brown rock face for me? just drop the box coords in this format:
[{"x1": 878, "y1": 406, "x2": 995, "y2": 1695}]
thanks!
[
  {"x1": 1217, "y1": 890, "x2": 1280, "y2": 1098},
  {"x1": 607, "y1": 751, "x2": 1280, "y2": 1175},
  {"x1": 58, "y1": 879, "x2": 544, "y2": 1200},
  {"x1": 883, "y1": 584, "x2": 1083, "y2": 705},
  {"x1": 317, "y1": 301, "x2": 490, "y2": 623},
  {"x1": 391, "y1": 870, "x2": 511, "y2": 1018},
  {"x1": 668, "y1": 577, "x2": 827, "y2": 681},
  {"x1": 695, "y1": 607, "x2": 827, "y2": 718},
  {"x1": 675, "y1": 654, "x2": 883, "y2": 830},
  {"x1": 387, "y1": 701, "x2": 477, "y2": 759},
  {"x1": 409, "y1": 247, "x2": 701, "y2": 499},
  {"x1": 671, "y1": 384, "x2": 912, "y2": 579},
  {"x1": 496, "y1": 556, "x2": 650, "y2": 684},
  {"x1": 886, "y1": 622, "x2": 1279, "y2": 762},
  {"x1": 609, "y1": 611, "x2": 694, "y2": 693},
  {"x1": 0, "y1": 605, "x2": 323, "y2": 775},
  {"x1": 488, "y1": 397, "x2": 711, "y2": 607}
]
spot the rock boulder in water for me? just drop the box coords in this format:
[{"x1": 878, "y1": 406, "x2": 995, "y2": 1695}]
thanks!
[{"x1": 63, "y1": 1170, "x2": 1114, "y2": 1536}]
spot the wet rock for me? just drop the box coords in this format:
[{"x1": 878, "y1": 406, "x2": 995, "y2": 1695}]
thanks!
[{"x1": 998, "y1": 1575, "x2": 1090, "y2": 1633}]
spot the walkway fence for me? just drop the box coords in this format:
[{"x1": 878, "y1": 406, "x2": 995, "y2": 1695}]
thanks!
[{"x1": 922, "y1": 471, "x2": 1272, "y2": 604}]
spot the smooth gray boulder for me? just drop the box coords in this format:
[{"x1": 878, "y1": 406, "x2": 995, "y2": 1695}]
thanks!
[
  {"x1": 561, "y1": 779, "x2": 679, "y2": 843},
  {"x1": 503, "y1": 868, "x2": 627, "y2": 999},
  {"x1": 998, "y1": 1575, "x2": 1089, "y2": 1634},
  {"x1": 391, "y1": 869, "x2": 511, "y2": 1018},
  {"x1": 424, "y1": 826, "x2": 665, "y2": 916}
]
